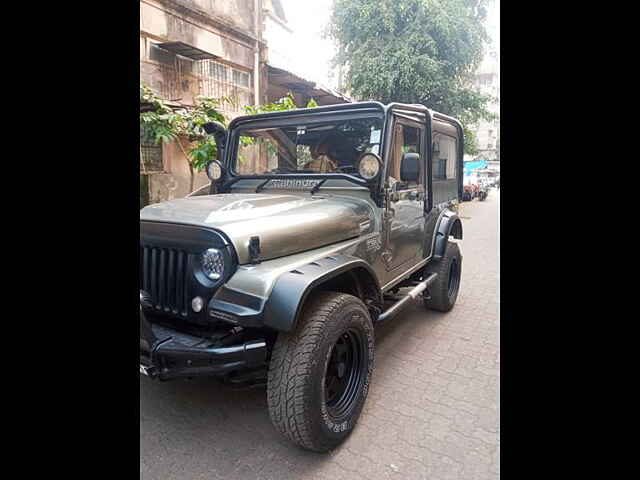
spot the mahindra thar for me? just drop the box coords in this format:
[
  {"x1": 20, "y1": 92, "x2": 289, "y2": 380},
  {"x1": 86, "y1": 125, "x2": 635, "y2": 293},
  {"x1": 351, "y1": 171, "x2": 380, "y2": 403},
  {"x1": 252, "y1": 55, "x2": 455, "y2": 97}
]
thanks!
[{"x1": 140, "y1": 102, "x2": 464, "y2": 452}]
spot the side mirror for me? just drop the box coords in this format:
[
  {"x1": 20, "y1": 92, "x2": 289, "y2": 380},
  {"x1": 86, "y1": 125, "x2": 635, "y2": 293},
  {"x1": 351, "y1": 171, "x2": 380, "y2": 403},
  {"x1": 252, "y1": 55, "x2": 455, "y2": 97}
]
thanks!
[{"x1": 400, "y1": 152, "x2": 420, "y2": 182}]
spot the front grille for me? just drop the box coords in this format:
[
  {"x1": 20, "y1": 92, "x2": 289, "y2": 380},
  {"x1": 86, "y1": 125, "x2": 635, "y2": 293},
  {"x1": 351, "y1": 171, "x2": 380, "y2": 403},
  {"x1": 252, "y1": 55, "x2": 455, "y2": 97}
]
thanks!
[{"x1": 141, "y1": 246, "x2": 190, "y2": 316}]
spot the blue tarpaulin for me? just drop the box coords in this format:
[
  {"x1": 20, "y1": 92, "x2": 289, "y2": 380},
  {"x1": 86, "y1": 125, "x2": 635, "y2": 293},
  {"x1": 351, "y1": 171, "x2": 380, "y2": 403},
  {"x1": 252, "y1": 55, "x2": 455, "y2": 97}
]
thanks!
[{"x1": 463, "y1": 160, "x2": 488, "y2": 175}]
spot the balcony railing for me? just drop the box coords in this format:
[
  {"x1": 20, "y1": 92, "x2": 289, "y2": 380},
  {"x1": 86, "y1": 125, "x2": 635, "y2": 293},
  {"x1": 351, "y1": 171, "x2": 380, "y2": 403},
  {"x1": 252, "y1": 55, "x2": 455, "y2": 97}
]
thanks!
[{"x1": 140, "y1": 58, "x2": 253, "y2": 116}]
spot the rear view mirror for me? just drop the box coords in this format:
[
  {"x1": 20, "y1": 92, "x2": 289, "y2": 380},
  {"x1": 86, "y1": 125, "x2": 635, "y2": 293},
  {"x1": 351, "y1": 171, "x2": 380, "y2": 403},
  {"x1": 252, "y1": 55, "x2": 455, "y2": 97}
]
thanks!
[{"x1": 400, "y1": 152, "x2": 420, "y2": 182}]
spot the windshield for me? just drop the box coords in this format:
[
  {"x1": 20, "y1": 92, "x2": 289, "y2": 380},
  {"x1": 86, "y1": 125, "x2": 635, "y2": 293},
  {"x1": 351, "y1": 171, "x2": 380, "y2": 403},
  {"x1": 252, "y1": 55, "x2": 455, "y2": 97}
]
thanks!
[{"x1": 232, "y1": 117, "x2": 383, "y2": 176}]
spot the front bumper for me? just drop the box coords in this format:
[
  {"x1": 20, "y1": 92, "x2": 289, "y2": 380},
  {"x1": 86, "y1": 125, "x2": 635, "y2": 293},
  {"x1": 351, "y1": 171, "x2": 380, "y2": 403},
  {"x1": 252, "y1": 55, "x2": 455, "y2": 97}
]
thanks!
[{"x1": 140, "y1": 305, "x2": 266, "y2": 381}]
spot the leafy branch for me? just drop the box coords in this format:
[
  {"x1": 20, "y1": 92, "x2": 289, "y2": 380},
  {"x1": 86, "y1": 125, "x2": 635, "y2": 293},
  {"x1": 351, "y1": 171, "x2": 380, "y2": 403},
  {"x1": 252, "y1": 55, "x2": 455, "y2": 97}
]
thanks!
[{"x1": 140, "y1": 85, "x2": 319, "y2": 191}]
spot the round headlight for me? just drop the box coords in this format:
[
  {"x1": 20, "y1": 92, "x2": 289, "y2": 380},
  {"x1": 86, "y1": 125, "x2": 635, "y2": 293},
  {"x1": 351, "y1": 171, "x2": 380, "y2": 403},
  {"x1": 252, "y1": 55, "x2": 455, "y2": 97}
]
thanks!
[
  {"x1": 206, "y1": 161, "x2": 224, "y2": 182},
  {"x1": 357, "y1": 153, "x2": 382, "y2": 181},
  {"x1": 201, "y1": 248, "x2": 224, "y2": 280}
]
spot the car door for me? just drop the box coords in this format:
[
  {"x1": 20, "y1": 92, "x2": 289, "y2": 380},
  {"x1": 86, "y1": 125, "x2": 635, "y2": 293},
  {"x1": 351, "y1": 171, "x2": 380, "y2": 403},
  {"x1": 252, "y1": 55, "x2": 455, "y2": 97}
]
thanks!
[
  {"x1": 383, "y1": 119, "x2": 426, "y2": 274},
  {"x1": 423, "y1": 129, "x2": 461, "y2": 258}
]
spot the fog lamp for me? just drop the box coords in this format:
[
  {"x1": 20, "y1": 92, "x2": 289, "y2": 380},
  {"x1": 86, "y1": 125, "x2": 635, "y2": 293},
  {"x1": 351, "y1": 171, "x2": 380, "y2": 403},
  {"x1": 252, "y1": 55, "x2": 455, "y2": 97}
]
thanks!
[
  {"x1": 357, "y1": 153, "x2": 382, "y2": 181},
  {"x1": 192, "y1": 296, "x2": 204, "y2": 313}
]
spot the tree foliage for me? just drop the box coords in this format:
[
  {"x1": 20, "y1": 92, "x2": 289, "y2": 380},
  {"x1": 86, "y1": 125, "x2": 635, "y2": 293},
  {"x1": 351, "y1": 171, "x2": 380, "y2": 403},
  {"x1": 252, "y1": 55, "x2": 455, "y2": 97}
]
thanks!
[
  {"x1": 140, "y1": 84, "x2": 227, "y2": 176},
  {"x1": 243, "y1": 94, "x2": 318, "y2": 115},
  {"x1": 328, "y1": 0, "x2": 495, "y2": 154},
  {"x1": 140, "y1": 85, "x2": 318, "y2": 190}
]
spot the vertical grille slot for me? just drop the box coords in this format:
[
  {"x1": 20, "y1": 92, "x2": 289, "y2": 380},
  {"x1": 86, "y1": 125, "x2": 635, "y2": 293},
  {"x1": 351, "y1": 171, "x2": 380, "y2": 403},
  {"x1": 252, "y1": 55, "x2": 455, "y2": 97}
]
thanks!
[
  {"x1": 176, "y1": 250, "x2": 186, "y2": 315},
  {"x1": 141, "y1": 246, "x2": 189, "y2": 317},
  {"x1": 167, "y1": 249, "x2": 175, "y2": 311}
]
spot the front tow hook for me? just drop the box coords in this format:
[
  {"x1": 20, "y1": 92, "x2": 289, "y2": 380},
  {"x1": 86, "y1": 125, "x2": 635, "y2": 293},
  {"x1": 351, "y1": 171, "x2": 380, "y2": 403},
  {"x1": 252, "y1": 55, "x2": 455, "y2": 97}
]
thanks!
[{"x1": 139, "y1": 364, "x2": 157, "y2": 377}]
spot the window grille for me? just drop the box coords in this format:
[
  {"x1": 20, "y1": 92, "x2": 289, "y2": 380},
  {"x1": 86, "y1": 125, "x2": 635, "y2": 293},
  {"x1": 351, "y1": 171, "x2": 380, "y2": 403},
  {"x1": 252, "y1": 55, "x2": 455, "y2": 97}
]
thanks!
[{"x1": 140, "y1": 127, "x2": 164, "y2": 172}]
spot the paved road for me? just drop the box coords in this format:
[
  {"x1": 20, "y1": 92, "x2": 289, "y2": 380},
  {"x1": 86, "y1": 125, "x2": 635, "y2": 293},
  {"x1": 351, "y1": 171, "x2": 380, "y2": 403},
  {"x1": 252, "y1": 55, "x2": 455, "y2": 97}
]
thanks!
[{"x1": 141, "y1": 189, "x2": 500, "y2": 480}]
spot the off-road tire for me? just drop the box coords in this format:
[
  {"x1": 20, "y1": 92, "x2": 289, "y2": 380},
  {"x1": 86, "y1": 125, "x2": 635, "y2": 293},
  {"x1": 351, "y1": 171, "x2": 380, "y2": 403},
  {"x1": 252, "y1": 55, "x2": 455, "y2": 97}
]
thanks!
[
  {"x1": 267, "y1": 292, "x2": 374, "y2": 452},
  {"x1": 423, "y1": 241, "x2": 462, "y2": 312}
]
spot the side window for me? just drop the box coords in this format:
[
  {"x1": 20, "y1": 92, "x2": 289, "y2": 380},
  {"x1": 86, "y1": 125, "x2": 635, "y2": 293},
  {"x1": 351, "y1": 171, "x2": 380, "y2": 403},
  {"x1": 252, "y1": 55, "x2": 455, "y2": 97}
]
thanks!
[
  {"x1": 389, "y1": 123, "x2": 423, "y2": 190},
  {"x1": 432, "y1": 134, "x2": 457, "y2": 180}
]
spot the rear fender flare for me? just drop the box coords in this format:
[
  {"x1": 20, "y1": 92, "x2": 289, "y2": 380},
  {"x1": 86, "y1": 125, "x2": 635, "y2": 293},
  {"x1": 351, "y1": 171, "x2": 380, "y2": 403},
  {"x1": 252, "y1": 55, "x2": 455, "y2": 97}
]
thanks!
[{"x1": 433, "y1": 211, "x2": 463, "y2": 261}]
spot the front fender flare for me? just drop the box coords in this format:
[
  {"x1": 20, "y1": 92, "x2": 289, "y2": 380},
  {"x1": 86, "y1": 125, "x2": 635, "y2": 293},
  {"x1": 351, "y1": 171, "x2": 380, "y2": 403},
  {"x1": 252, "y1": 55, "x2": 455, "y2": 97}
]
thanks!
[
  {"x1": 433, "y1": 210, "x2": 463, "y2": 261},
  {"x1": 262, "y1": 254, "x2": 380, "y2": 333}
]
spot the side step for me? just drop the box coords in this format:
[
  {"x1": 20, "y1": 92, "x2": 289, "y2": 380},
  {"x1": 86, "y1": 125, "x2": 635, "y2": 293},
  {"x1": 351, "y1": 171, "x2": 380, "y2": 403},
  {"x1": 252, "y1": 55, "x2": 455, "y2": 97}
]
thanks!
[{"x1": 377, "y1": 273, "x2": 438, "y2": 322}]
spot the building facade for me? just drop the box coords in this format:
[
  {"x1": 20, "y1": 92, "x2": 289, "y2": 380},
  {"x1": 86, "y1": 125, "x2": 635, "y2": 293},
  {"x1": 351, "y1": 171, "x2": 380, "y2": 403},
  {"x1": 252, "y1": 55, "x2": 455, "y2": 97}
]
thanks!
[
  {"x1": 140, "y1": 0, "x2": 350, "y2": 207},
  {"x1": 472, "y1": 48, "x2": 500, "y2": 160},
  {"x1": 140, "y1": 0, "x2": 268, "y2": 205}
]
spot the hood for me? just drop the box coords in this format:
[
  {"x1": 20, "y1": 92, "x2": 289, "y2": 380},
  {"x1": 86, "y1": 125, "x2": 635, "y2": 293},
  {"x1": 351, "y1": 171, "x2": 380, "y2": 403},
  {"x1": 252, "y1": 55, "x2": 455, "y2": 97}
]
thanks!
[{"x1": 140, "y1": 193, "x2": 374, "y2": 264}]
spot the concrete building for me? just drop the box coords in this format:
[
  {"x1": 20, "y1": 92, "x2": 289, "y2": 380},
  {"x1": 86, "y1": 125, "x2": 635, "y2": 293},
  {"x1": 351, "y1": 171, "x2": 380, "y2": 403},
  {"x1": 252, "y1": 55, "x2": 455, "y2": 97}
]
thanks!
[
  {"x1": 472, "y1": 48, "x2": 500, "y2": 160},
  {"x1": 263, "y1": 0, "x2": 293, "y2": 70},
  {"x1": 140, "y1": 0, "x2": 350, "y2": 207},
  {"x1": 140, "y1": 0, "x2": 268, "y2": 205}
]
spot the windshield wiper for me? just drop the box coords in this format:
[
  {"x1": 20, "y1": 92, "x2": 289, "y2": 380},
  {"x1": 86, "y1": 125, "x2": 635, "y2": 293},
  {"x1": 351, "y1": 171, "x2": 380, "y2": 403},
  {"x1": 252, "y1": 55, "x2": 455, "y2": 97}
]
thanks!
[
  {"x1": 264, "y1": 167, "x2": 292, "y2": 174},
  {"x1": 310, "y1": 178, "x2": 328, "y2": 194},
  {"x1": 255, "y1": 178, "x2": 272, "y2": 193}
]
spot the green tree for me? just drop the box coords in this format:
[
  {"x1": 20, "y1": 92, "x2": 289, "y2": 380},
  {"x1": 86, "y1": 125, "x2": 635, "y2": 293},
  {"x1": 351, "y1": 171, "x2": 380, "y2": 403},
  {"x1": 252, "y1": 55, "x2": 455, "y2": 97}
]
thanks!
[
  {"x1": 328, "y1": 0, "x2": 495, "y2": 154},
  {"x1": 140, "y1": 84, "x2": 228, "y2": 192},
  {"x1": 243, "y1": 93, "x2": 318, "y2": 115},
  {"x1": 140, "y1": 86, "x2": 319, "y2": 192}
]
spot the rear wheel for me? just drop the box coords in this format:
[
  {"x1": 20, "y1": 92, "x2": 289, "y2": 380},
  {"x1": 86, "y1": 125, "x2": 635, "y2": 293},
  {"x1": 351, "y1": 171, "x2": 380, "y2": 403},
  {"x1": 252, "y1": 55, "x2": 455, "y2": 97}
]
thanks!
[
  {"x1": 423, "y1": 241, "x2": 462, "y2": 312},
  {"x1": 267, "y1": 292, "x2": 374, "y2": 452}
]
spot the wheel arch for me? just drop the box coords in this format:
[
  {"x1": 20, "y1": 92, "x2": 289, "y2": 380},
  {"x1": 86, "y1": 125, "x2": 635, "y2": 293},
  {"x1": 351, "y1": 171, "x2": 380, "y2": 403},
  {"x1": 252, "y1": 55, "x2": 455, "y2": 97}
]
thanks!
[
  {"x1": 262, "y1": 255, "x2": 382, "y2": 332},
  {"x1": 433, "y1": 211, "x2": 463, "y2": 261}
]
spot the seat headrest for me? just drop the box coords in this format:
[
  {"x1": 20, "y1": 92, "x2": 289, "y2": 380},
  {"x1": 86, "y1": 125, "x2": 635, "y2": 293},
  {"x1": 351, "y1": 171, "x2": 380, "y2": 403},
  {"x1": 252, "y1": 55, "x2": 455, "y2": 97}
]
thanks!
[{"x1": 401, "y1": 152, "x2": 420, "y2": 182}]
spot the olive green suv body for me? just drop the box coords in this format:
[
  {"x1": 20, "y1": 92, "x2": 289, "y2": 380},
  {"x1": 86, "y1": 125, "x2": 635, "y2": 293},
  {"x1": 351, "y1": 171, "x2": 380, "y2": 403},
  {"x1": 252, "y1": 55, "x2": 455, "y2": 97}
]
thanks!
[{"x1": 140, "y1": 101, "x2": 464, "y2": 451}]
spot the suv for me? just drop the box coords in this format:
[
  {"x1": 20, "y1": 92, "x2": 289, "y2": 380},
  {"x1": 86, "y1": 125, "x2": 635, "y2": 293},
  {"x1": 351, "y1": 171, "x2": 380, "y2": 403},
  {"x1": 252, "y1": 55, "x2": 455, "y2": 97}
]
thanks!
[{"x1": 140, "y1": 102, "x2": 464, "y2": 452}]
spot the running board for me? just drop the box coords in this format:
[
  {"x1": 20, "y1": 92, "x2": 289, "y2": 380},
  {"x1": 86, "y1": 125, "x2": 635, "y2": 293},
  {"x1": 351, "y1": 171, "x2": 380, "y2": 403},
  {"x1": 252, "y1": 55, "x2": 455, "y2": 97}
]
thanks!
[{"x1": 377, "y1": 273, "x2": 438, "y2": 322}]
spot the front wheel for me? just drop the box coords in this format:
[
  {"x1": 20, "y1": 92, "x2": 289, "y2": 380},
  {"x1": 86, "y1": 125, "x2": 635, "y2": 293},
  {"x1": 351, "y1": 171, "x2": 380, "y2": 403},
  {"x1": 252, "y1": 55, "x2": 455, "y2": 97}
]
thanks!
[
  {"x1": 423, "y1": 241, "x2": 462, "y2": 312},
  {"x1": 267, "y1": 292, "x2": 375, "y2": 452}
]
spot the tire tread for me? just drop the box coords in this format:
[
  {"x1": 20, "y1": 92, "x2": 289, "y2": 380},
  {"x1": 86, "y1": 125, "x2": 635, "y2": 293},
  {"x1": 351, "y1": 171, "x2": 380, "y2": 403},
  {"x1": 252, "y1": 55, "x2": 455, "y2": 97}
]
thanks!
[{"x1": 267, "y1": 292, "x2": 369, "y2": 451}]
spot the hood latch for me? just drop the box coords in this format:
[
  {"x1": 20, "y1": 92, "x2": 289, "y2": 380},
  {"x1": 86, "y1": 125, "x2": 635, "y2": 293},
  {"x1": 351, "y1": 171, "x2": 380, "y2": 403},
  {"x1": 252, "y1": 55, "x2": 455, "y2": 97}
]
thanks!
[{"x1": 249, "y1": 236, "x2": 261, "y2": 264}]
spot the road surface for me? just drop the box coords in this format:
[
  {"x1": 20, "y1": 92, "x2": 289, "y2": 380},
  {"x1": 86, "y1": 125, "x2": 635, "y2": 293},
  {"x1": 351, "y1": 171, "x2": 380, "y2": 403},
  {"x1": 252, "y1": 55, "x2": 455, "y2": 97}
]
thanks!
[{"x1": 140, "y1": 189, "x2": 500, "y2": 480}]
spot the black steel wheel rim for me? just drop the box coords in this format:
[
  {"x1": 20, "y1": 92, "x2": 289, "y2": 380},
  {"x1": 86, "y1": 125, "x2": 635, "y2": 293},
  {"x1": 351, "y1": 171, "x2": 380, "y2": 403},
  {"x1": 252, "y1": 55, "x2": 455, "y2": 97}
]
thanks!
[
  {"x1": 448, "y1": 258, "x2": 461, "y2": 298},
  {"x1": 324, "y1": 328, "x2": 366, "y2": 422}
]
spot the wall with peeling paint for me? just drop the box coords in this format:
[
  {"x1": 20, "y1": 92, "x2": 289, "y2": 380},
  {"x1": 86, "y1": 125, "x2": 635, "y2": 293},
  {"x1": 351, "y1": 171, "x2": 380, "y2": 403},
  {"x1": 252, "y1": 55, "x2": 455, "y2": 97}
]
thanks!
[
  {"x1": 140, "y1": 0, "x2": 264, "y2": 206},
  {"x1": 140, "y1": 0, "x2": 258, "y2": 71}
]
